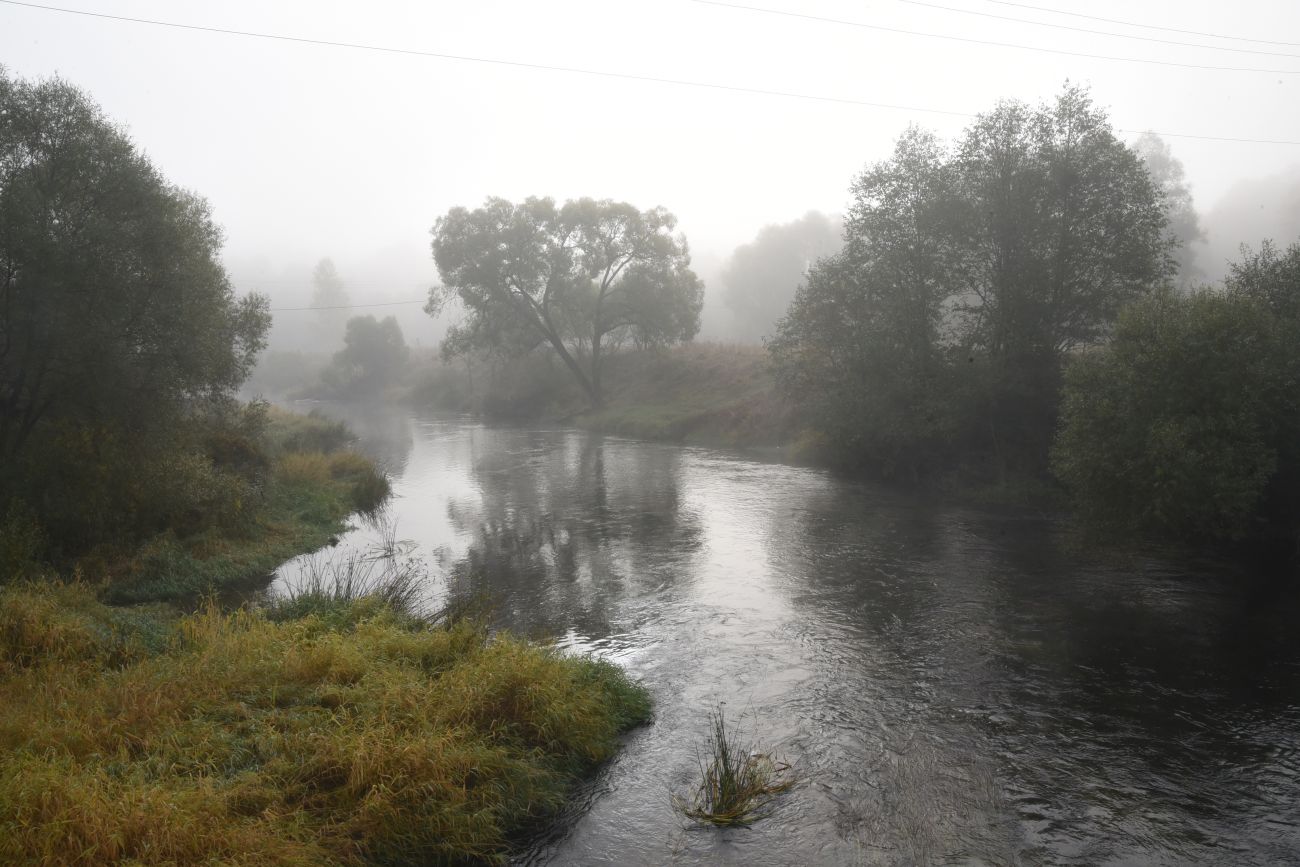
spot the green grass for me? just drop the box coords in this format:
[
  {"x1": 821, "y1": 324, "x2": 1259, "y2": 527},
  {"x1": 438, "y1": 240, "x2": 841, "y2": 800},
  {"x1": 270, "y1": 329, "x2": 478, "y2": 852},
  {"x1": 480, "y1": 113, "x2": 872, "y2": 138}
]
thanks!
[
  {"x1": 0, "y1": 408, "x2": 652, "y2": 863},
  {"x1": 677, "y1": 705, "x2": 794, "y2": 827},
  {"x1": 97, "y1": 445, "x2": 388, "y2": 605},
  {"x1": 0, "y1": 582, "x2": 651, "y2": 866},
  {"x1": 576, "y1": 343, "x2": 796, "y2": 448}
]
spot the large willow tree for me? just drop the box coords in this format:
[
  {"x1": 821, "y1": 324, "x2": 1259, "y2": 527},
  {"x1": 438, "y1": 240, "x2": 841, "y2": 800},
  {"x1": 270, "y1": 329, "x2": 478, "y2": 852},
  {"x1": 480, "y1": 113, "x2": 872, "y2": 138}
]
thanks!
[{"x1": 427, "y1": 196, "x2": 703, "y2": 407}]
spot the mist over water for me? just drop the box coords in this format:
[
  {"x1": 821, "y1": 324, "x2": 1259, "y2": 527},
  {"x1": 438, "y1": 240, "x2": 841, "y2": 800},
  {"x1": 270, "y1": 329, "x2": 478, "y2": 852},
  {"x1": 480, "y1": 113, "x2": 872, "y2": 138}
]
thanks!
[{"x1": 275, "y1": 405, "x2": 1300, "y2": 865}]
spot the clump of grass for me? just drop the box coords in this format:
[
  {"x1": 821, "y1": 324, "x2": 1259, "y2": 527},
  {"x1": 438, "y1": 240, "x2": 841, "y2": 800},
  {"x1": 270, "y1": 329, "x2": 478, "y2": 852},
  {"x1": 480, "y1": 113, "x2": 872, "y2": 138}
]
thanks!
[
  {"x1": 678, "y1": 705, "x2": 794, "y2": 827},
  {"x1": 0, "y1": 584, "x2": 652, "y2": 865},
  {"x1": 267, "y1": 545, "x2": 427, "y2": 627}
]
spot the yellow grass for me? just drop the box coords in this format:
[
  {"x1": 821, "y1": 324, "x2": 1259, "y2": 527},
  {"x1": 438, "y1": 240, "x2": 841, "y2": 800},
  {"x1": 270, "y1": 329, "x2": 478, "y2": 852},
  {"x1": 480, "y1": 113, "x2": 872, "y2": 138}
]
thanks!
[{"x1": 0, "y1": 582, "x2": 650, "y2": 865}]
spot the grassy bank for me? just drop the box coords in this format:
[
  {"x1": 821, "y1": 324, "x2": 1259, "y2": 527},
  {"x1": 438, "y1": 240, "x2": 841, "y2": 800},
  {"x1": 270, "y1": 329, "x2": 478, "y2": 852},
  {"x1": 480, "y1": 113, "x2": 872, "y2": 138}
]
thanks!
[
  {"x1": 412, "y1": 342, "x2": 799, "y2": 451},
  {"x1": 0, "y1": 582, "x2": 651, "y2": 865},
  {"x1": 87, "y1": 408, "x2": 389, "y2": 605},
  {"x1": 1, "y1": 406, "x2": 653, "y2": 864},
  {"x1": 575, "y1": 343, "x2": 795, "y2": 449}
]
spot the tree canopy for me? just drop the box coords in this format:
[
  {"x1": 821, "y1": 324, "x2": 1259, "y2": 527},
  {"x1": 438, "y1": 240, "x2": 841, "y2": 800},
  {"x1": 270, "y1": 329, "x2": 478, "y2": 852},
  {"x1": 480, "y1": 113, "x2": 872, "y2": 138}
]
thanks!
[
  {"x1": 427, "y1": 197, "x2": 702, "y2": 406},
  {"x1": 1132, "y1": 132, "x2": 1205, "y2": 285},
  {"x1": 720, "y1": 211, "x2": 841, "y2": 343},
  {"x1": 0, "y1": 71, "x2": 269, "y2": 546},
  {"x1": 770, "y1": 85, "x2": 1173, "y2": 480},
  {"x1": 320, "y1": 315, "x2": 409, "y2": 396},
  {"x1": 1053, "y1": 240, "x2": 1300, "y2": 543}
]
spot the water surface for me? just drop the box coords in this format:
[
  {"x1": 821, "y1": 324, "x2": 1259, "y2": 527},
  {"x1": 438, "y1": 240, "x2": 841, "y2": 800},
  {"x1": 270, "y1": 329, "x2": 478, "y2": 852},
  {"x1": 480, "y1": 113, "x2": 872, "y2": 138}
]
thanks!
[{"x1": 275, "y1": 406, "x2": 1300, "y2": 865}]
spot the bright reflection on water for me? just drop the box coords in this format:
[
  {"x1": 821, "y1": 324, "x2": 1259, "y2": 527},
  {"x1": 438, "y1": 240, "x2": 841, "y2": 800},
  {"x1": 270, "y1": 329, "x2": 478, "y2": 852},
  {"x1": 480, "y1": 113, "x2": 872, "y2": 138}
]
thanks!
[{"x1": 274, "y1": 405, "x2": 1300, "y2": 866}]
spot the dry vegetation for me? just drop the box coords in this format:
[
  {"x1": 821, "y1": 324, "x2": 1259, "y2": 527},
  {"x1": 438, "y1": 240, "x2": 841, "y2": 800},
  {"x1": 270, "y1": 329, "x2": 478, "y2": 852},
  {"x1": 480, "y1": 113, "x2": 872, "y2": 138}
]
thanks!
[{"x1": 0, "y1": 581, "x2": 650, "y2": 865}]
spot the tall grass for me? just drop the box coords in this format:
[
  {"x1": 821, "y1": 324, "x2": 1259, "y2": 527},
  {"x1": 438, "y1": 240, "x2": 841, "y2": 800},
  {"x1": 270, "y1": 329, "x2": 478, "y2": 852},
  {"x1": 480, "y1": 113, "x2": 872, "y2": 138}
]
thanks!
[
  {"x1": 678, "y1": 705, "x2": 794, "y2": 827},
  {"x1": 0, "y1": 582, "x2": 651, "y2": 865},
  {"x1": 267, "y1": 532, "x2": 427, "y2": 626}
]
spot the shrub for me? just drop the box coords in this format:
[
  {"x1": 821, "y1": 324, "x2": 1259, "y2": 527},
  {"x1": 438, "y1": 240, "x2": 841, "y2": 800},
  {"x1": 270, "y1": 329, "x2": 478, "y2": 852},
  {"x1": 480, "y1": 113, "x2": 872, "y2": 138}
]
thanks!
[{"x1": 1053, "y1": 287, "x2": 1292, "y2": 542}]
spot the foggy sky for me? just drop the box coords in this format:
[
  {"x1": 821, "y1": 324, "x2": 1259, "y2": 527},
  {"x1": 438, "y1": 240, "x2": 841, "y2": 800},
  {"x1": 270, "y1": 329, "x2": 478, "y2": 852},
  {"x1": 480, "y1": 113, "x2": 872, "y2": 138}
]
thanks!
[{"x1": 3, "y1": 0, "x2": 1299, "y2": 348}]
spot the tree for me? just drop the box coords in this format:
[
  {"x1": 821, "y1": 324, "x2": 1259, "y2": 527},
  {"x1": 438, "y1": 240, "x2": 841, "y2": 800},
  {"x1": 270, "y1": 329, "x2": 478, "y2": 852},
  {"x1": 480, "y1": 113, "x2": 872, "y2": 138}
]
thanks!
[
  {"x1": 311, "y1": 257, "x2": 350, "y2": 345},
  {"x1": 770, "y1": 127, "x2": 964, "y2": 479},
  {"x1": 953, "y1": 85, "x2": 1174, "y2": 469},
  {"x1": 427, "y1": 197, "x2": 702, "y2": 406},
  {"x1": 721, "y1": 211, "x2": 841, "y2": 342},
  {"x1": 0, "y1": 71, "x2": 269, "y2": 544},
  {"x1": 1132, "y1": 132, "x2": 1206, "y2": 285},
  {"x1": 769, "y1": 85, "x2": 1172, "y2": 480},
  {"x1": 321, "y1": 315, "x2": 409, "y2": 395}
]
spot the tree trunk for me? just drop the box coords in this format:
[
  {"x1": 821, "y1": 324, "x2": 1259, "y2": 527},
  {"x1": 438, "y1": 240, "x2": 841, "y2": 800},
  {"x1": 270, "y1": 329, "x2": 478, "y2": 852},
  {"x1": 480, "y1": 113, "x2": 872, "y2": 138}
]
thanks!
[{"x1": 544, "y1": 331, "x2": 601, "y2": 408}]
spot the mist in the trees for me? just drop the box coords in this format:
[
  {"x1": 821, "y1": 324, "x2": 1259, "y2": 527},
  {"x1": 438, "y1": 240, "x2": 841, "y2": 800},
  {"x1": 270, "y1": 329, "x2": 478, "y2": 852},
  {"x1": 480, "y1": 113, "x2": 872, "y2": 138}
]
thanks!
[
  {"x1": 719, "y1": 211, "x2": 843, "y2": 343},
  {"x1": 1200, "y1": 168, "x2": 1300, "y2": 283},
  {"x1": 1132, "y1": 132, "x2": 1207, "y2": 287}
]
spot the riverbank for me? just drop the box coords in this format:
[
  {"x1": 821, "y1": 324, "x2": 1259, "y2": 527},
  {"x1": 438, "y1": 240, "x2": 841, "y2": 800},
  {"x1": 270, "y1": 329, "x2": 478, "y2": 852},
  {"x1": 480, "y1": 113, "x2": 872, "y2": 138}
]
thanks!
[
  {"x1": 572, "y1": 343, "x2": 797, "y2": 449},
  {"x1": 1, "y1": 408, "x2": 652, "y2": 865},
  {"x1": 406, "y1": 343, "x2": 1069, "y2": 511},
  {"x1": 0, "y1": 583, "x2": 651, "y2": 865},
  {"x1": 408, "y1": 342, "x2": 801, "y2": 452}
]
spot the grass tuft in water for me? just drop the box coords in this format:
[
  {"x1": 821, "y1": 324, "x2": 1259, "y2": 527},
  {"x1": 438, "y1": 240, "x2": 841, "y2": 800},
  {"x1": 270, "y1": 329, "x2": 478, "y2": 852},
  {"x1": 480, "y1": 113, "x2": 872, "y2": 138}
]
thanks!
[{"x1": 678, "y1": 704, "x2": 794, "y2": 827}]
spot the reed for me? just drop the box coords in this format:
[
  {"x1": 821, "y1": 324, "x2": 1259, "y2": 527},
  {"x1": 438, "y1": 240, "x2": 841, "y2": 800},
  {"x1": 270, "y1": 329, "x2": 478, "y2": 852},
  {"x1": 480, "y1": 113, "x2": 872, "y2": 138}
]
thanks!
[{"x1": 678, "y1": 705, "x2": 794, "y2": 827}]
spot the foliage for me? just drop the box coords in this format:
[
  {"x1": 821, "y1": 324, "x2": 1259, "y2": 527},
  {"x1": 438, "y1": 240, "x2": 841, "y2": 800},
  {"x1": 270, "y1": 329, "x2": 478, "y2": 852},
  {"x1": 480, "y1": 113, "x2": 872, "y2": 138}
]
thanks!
[
  {"x1": 720, "y1": 211, "x2": 841, "y2": 342},
  {"x1": 770, "y1": 85, "x2": 1173, "y2": 482},
  {"x1": 311, "y1": 257, "x2": 350, "y2": 346},
  {"x1": 318, "y1": 314, "x2": 410, "y2": 396},
  {"x1": 264, "y1": 405, "x2": 354, "y2": 454},
  {"x1": 0, "y1": 71, "x2": 269, "y2": 554},
  {"x1": 1053, "y1": 289, "x2": 1284, "y2": 541},
  {"x1": 428, "y1": 196, "x2": 703, "y2": 406},
  {"x1": 677, "y1": 705, "x2": 793, "y2": 827},
  {"x1": 1054, "y1": 240, "x2": 1300, "y2": 544},
  {"x1": 104, "y1": 442, "x2": 387, "y2": 605},
  {"x1": 1132, "y1": 132, "x2": 1206, "y2": 285},
  {"x1": 0, "y1": 583, "x2": 651, "y2": 866},
  {"x1": 0, "y1": 501, "x2": 45, "y2": 583}
]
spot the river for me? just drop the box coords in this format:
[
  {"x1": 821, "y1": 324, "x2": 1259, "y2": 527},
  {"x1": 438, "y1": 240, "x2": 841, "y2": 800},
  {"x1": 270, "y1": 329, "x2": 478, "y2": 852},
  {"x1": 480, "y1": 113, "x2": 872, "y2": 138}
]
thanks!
[{"x1": 273, "y1": 405, "x2": 1300, "y2": 866}]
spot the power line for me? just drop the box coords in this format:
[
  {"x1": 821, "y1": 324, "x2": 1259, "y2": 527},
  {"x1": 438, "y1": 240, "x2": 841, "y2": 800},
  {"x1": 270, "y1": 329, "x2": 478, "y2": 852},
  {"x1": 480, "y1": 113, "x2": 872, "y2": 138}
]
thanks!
[
  {"x1": 892, "y1": 0, "x2": 1300, "y2": 59},
  {"x1": 3, "y1": 0, "x2": 1298, "y2": 145},
  {"x1": 270, "y1": 299, "x2": 426, "y2": 311},
  {"x1": 982, "y1": 0, "x2": 1300, "y2": 48},
  {"x1": 693, "y1": 0, "x2": 1300, "y2": 75},
  {"x1": 0, "y1": 0, "x2": 972, "y2": 118}
]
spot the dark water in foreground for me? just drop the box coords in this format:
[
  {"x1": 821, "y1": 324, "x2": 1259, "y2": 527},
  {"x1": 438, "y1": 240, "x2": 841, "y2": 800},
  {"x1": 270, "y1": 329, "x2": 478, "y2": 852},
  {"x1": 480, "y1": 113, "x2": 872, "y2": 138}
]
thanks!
[{"x1": 274, "y1": 406, "x2": 1300, "y2": 866}]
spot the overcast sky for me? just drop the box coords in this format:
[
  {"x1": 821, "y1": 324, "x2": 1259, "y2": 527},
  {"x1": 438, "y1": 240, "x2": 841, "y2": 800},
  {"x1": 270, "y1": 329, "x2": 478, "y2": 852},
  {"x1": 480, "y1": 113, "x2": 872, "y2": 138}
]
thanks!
[{"x1": 3, "y1": 0, "x2": 1299, "y2": 344}]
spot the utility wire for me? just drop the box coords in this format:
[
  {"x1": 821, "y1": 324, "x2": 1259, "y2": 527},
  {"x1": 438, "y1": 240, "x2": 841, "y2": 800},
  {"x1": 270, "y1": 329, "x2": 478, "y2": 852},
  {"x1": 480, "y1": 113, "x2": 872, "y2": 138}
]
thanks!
[
  {"x1": 2, "y1": 0, "x2": 1298, "y2": 145},
  {"x1": 0, "y1": 0, "x2": 971, "y2": 118},
  {"x1": 892, "y1": 0, "x2": 1300, "y2": 58},
  {"x1": 982, "y1": 0, "x2": 1300, "y2": 48},
  {"x1": 693, "y1": 0, "x2": 1300, "y2": 75}
]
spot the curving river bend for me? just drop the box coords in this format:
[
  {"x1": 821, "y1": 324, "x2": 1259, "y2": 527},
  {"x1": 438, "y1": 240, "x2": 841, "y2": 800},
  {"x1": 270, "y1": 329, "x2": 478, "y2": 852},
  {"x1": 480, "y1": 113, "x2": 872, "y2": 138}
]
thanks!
[{"x1": 274, "y1": 406, "x2": 1300, "y2": 866}]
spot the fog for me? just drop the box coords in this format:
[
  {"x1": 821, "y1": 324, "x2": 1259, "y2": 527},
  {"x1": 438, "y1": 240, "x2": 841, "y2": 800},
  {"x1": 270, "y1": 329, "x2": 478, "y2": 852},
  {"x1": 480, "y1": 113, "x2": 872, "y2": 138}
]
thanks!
[{"x1": 3, "y1": 0, "x2": 1299, "y2": 352}]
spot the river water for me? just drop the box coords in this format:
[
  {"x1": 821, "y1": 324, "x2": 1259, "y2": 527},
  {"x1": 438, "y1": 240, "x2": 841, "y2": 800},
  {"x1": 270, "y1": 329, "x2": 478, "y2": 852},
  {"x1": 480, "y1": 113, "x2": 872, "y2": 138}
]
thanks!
[{"x1": 274, "y1": 406, "x2": 1300, "y2": 866}]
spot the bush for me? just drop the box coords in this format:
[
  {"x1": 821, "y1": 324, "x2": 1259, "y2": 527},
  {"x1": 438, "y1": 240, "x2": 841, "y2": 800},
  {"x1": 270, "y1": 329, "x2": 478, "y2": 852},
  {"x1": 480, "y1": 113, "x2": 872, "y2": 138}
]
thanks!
[{"x1": 1053, "y1": 287, "x2": 1294, "y2": 542}]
